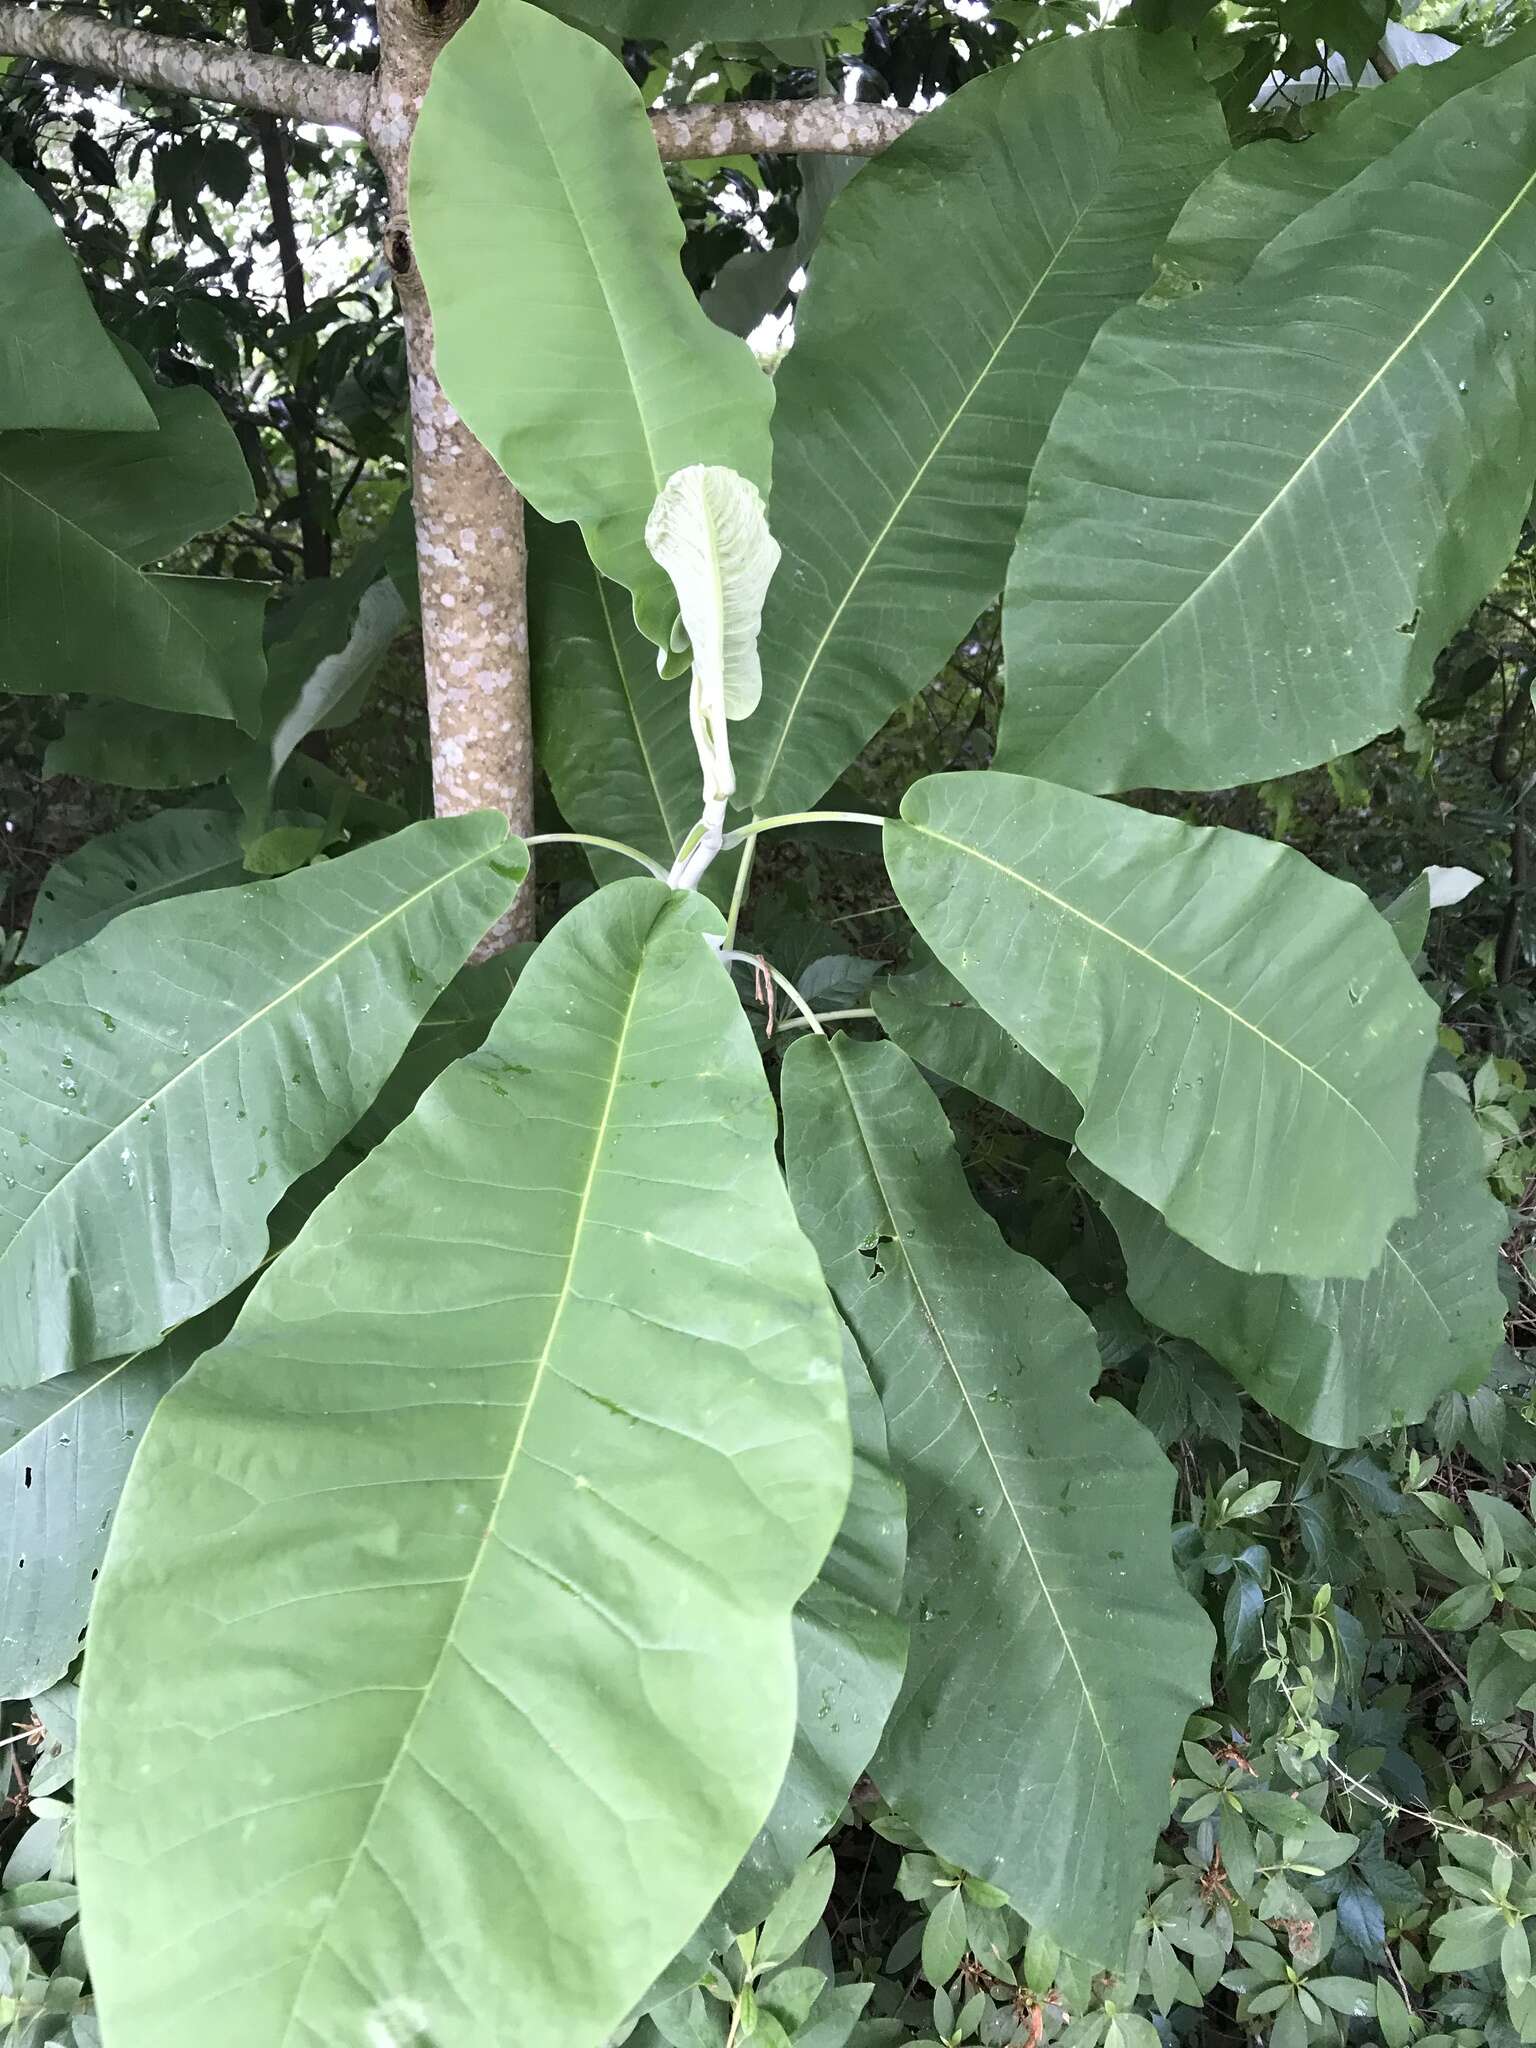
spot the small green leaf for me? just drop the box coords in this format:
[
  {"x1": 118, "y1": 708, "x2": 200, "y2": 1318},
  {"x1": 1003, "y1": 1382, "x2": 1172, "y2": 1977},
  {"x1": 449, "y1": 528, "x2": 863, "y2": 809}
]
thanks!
[
  {"x1": 1425, "y1": 1582, "x2": 1496, "y2": 1632},
  {"x1": 922, "y1": 1887, "x2": 969, "y2": 1989},
  {"x1": 758, "y1": 1851, "x2": 837, "y2": 1971}
]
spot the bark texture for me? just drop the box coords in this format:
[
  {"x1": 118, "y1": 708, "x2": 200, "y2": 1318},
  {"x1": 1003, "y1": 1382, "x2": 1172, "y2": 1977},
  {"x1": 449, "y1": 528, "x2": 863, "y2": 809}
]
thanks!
[
  {"x1": 650, "y1": 98, "x2": 917, "y2": 159},
  {"x1": 0, "y1": 7, "x2": 917, "y2": 158},
  {"x1": 371, "y1": 0, "x2": 535, "y2": 950},
  {"x1": 0, "y1": 3, "x2": 370, "y2": 127}
]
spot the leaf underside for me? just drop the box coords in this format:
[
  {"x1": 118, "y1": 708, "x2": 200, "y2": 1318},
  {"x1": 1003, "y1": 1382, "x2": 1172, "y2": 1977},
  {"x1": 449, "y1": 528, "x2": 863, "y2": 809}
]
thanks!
[
  {"x1": 411, "y1": 0, "x2": 773, "y2": 655},
  {"x1": 77, "y1": 877, "x2": 849, "y2": 2048},
  {"x1": 783, "y1": 1034, "x2": 1213, "y2": 1962},
  {"x1": 740, "y1": 29, "x2": 1226, "y2": 815},
  {"x1": 997, "y1": 52, "x2": 1536, "y2": 794},
  {"x1": 883, "y1": 772, "x2": 1435, "y2": 1279},
  {"x1": 0, "y1": 814, "x2": 525, "y2": 1382},
  {"x1": 1098, "y1": 1071, "x2": 1508, "y2": 1446}
]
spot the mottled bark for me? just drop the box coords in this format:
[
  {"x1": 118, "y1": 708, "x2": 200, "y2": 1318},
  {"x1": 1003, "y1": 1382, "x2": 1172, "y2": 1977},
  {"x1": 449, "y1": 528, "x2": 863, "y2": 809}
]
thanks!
[
  {"x1": 650, "y1": 99, "x2": 917, "y2": 160},
  {"x1": 0, "y1": 7, "x2": 917, "y2": 159},
  {"x1": 0, "y1": 3, "x2": 370, "y2": 127},
  {"x1": 369, "y1": 0, "x2": 534, "y2": 950}
]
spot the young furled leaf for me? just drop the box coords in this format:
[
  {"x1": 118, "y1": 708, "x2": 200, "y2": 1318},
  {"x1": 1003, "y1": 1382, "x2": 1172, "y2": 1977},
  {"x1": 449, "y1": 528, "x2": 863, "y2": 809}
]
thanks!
[{"x1": 646, "y1": 466, "x2": 781, "y2": 727}]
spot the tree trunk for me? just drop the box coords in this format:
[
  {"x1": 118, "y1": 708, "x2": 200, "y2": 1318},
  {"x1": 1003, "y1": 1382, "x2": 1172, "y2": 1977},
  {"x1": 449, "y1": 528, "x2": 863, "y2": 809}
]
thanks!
[{"x1": 370, "y1": 0, "x2": 535, "y2": 951}]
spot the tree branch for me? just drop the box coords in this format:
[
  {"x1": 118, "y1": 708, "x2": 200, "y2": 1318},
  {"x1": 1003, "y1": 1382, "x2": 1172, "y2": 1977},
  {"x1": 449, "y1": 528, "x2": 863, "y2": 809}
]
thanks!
[
  {"x1": 0, "y1": 5, "x2": 917, "y2": 158},
  {"x1": 0, "y1": 3, "x2": 371, "y2": 129},
  {"x1": 649, "y1": 98, "x2": 917, "y2": 160}
]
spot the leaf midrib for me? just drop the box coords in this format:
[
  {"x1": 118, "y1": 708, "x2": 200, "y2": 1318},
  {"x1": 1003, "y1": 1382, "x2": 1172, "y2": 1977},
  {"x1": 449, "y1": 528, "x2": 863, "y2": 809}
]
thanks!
[
  {"x1": 277, "y1": 925, "x2": 646, "y2": 2043},
  {"x1": 828, "y1": 1040, "x2": 1124, "y2": 1799},
  {"x1": 5, "y1": 838, "x2": 506, "y2": 1276},
  {"x1": 904, "y1": 816, "x2": 1400, "y2": 1171},
  {"x1": 1041, "y1": 154, "x2": 1536, "y2": 761},
  {"x1": 751, "y1": 111, "x2": 1149, "y2": 809}
]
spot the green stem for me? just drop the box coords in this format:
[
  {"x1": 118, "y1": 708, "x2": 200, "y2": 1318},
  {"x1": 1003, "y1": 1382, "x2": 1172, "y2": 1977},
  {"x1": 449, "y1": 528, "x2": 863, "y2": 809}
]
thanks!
[
  {"x1": 719, "y1": 809, "x2": 885, "y2": 853},
  {"x1": 523, "y1": 832, "x2": 670, "y2": 884},
  {"x1": 721, "y1": 949, "x2": 825, "y2": 1036},
  {"x1": 722, "y1": 832, "x2": 758, "y2": 951},
  {"x1": 776, "y1": 1007, "x2": 878, "y2": 1033}
]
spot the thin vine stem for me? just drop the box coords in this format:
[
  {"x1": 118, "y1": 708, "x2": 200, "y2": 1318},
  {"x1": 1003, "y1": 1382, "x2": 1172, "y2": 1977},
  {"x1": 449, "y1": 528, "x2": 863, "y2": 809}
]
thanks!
[
  {"x1": 719, "y1": 809, "x2": 885, "y2": 853},
  {"x1": 1262, "y1": 1624, "x2": 1508, "y2": 1851},
  {"x1": 523, "y1": 831, "x2": 670, "y2": 883}
]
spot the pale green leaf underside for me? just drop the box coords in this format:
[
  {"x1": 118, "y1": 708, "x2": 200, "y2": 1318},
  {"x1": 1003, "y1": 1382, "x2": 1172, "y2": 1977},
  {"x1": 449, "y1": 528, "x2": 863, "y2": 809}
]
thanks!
[
  {"x1": 739, "y1": 29, "x2": 1225, "y2": 814},
  {"x1": 0, "y1": 371, "x2": 266, "y2": 724},
  {"x1": 20, "y1": 810, "x2": 250, "y2": 966},
  {"x1": 0, "y1": 814, "x2": 525, "y2": 1383},
  {"x1": 646, "y1": 465, "x2": 780, "y2": 723},
  {"x1": 411, "y1": 0, "x2": 773, "y2": 655},
  {"x1": 0, "y1": 1300, "x2": 236, "y2": 1700},
  {"x1": 997, "y1": 54, "x2": 1536, "y2": 795},
  {"x1": 636, "y1": 1322, "x2": 907, "y2": 2016},
  {"x1": 715, "y1": 1326, "x2": 907, "y2": 1936},
  {"x1": 883, "y1": 773, "x2": 1435, "y2": 1278},
  {"x1": 0, "y1": 160, "x2": 154, "y2": 434},
  {"x1": 1097, "y1": 1071, "x2": 1507, "y2": 1447},
  {"x1": 77, "y1": 877, "x2": 849, "y2": 2048},
  {"x1": 783, "y1": 1034, "x2": 1213, "y2": 1961}
]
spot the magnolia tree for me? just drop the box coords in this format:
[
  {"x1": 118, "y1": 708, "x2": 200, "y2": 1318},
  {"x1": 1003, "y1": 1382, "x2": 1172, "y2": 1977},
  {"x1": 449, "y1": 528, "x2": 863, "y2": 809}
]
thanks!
[{"x1": 0, "y1": 1, "x2": 1527, "y2": 2046}]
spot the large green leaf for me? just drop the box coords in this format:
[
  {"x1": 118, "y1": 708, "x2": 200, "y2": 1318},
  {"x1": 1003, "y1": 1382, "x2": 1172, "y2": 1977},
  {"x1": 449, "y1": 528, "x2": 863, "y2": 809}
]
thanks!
[
  {"x1": 1164, "y1": 29, "x2": 1536, "y2": 289},
  {"x1": 883, "y1": 773, "x2": 1436, "y2": 1278},
  {"x1": 0, "y1": 814, "x2": 526, "y2": 1384},
  {"x1": 0, "y1": 363, "x2": 267, "y2": 722},
  {"x1": 0, "y1": 161, "x2": 154, "y2": 433},
  {"x1": 19, "y1": 810, "x2": 250, "y2": 966},
  {"x1": 872, "y1": 951, "x2": 1079, "y2": 1143},
  {"x1": 996, "y1": 54, "x2": 1536, "y2": 795},
  {"x1": 43, "y1": 537, "x2": 403, "y2": 830},
  {"x1": 531, "y1": 514, "x2": 699, "y2": 878},
  {"x1": 738, "y1": 31, "x2": 1224, "y2": 815},
  {"x1": 1095, "y1": 1071, "x2": 1507, "y2": 1446},
  {"x1": 636, "y1": 1320, "x2": 906, "y2": 2012},
  {"x1": 77, "y1": 876, "x2": 849, "y2": 2048},
  {"x1": 0, "y1": 1301, "x2": 236, "y2": 1700},
  {"x1": 411, "y1": 0, "x2": 774, "y2": 655},
  {"x1": 782, "y1": 1033, "x2": 1213, "y2": 1961},
  {"x1": 716, "y1": 1326, "x2": 907, "y2": 1936},
  {"x1": 43, "y1": 702, "x2": 245, "y2": 790}
]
